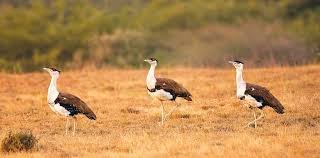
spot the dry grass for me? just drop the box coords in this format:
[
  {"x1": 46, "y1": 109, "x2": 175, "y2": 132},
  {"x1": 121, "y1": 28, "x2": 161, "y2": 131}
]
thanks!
[{"x1": 0, "y1": 65, "x2": 319, "y2": 157}]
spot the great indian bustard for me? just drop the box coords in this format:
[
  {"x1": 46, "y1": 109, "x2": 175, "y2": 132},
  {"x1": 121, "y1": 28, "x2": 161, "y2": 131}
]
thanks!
[
  {"x1": 229, "y1": 61, "x2": 284, "y2": 128},
  {"x1": 144, "y1": 58, "x2": 192, "y2": 125},
  {"x1": 43, "y1": 67, "x2": 96, "y2": 135}
]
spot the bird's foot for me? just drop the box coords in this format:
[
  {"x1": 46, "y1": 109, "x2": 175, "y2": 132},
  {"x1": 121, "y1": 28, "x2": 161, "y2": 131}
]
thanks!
[
  {"x1": 158, "y1": 121, "x2": 164, "y2": 126},
  {"x1": 247, "y1": 122, "x2": 257, "y2": 128}
]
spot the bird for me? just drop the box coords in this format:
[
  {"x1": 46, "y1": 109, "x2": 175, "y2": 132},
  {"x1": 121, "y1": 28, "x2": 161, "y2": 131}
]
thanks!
[
  {"x1": 144, "y1": 58, "x2": 192, "y2": 125},
  {"x1": 229, "y1": 60, "x2": 284, "y2": 128},
  {"x1": 43, "y1": 67, "x2": 96, "y2": 135}
]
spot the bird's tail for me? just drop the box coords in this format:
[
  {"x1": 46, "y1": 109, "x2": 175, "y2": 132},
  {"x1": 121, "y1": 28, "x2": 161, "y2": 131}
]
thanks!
[
  {"x1": 184, "y1": 96, "x2": 192, "y2": 101},
  {"x1": 273, "y1": 104, "x2": 285, "y2": 114},
  {"x1": 269, "y1": 95, "x2": 285, "y2": 114},
  {"x1": 84, "y1": 111, "x2": 97, "y2": 120}
]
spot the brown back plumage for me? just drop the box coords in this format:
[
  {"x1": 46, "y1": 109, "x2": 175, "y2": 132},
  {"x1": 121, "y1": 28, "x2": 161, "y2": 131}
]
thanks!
[
  {"x1": 156, "y1": 78, "x2": 192, "y2": 101},
  {"x1": 245, "y1": 83, "x2": 284, "y2": 114},
  {"x1": 56, "y1": 92, "x2": 97, "y2": 120}
]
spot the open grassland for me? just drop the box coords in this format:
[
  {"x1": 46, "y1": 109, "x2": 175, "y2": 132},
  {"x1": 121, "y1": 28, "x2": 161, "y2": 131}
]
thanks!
[{"x1": 0, "y1": 65, "x2": 319, "y2": 157}]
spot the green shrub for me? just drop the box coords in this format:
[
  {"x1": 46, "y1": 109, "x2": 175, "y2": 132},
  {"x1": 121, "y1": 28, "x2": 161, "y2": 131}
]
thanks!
[{"x1": 1, "y1": 131, "x2": 38, "y2": 153}]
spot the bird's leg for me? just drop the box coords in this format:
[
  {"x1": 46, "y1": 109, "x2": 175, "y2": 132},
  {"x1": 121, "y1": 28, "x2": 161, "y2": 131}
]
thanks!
[
  {"x1": 65, "y1": 117, "x2": 70, "y2": 135},
  {"x1": 160, "y1": 101, "x2": 165, "y2": 126},
  {"x1": 254, "y1": 110, "x2": 265, "y2": 123},
  {"x1": 247, "y1": 109, "x2": 257, "y2": 128},
  {"x1": 243, "y1": 102, "x2": 257, "y2": 128},
  {"x1": 254, "y1": 111, "x2": 257, "y2": 128},
  {"x1": 72, "y1": 117, "x2": 76, "y2": 136},
  {"x1": 247, "y1": 109, "x2": 264, "y2": 128},
  {"x1": 164, "y1": 102, "x2": 180, "y2": 120}
]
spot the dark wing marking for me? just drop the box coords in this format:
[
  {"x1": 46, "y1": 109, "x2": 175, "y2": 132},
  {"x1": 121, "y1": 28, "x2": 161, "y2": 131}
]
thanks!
[
  {"x1": 245, "y1": 83, "x2": 284, "y2": 114},
  {"x1": 55, "y1": 92, "x2": 97, "y2": 120},
  {"x1": 156, "y1": 78, "x2": 192, "y2": 101}
]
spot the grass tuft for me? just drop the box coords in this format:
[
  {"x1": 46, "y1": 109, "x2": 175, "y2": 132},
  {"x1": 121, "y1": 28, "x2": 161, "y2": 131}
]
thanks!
[
  {"x1": 201, "y1": 106, "x2": 214, "y2": 110},
  {"x1": 120, "y1": 107, "x2": 140, "y2": 114},
  {"x1": 178, "y1": 114, "x2": 191, "y2": 119},
  {"x1": 1, "y1": 131, "x2": 38, "y2": 153}
]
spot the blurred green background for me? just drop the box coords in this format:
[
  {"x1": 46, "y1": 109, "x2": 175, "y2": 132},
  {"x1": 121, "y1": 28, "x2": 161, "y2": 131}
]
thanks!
[{"x1": 0, "y1": 0, "x2": 319, "y2": 72}]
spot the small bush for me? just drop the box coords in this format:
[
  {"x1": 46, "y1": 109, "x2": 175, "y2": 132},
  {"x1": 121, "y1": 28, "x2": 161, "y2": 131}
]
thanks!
[
  {"x1": 120, "y1": 107, "x2": 140, "y2": 114},
  {"x1": 1, "y1": 131, "x2": 38, "y2": 153},
  {"x1": 201, "y1": 106, "x2": 214, "y2": 110},
  {"x1": 178, "y1": 114, "x2": 191, "y2": 119}
]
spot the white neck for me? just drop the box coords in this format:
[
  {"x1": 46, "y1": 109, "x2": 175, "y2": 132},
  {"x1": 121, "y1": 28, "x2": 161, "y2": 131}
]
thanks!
[
  {"x1": 146, "y1": 64, "x2": 157, "y2": 89},
  {"x1": 48, "y1": 76, "x2": 59, "y2": 103},
  {"x1": 236, "y1": 69, "x2": 246, "y2": 97},
  {"x1": 236, "y1": 69, "x2": 245, "y2": 85}
]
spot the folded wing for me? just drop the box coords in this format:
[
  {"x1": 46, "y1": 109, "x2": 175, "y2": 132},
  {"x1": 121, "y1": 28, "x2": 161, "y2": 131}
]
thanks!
[
  {"x1": 156, "y1": 78, "x2": 192, "y2": 101},
  {"x1": 245, "y1": 83, "x2": 284, "y2": 114},
  {"x1": 55, "y1": 92, "x2": 97, "y2": 120}
]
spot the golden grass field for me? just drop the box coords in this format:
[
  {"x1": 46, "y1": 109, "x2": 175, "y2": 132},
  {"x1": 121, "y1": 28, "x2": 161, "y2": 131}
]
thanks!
[{"x1": 0, "y1": 65, "x2": 319, "y2": 157}]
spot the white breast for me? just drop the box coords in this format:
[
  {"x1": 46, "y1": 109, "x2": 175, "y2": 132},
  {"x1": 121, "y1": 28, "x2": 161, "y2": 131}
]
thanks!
[
  {"x1": 50, "y1": 103, "x2": 70, "y2": 116},
  {"x1": 148, "y1": 89, "x2": 173, "y2": 101},
  {"x1": 244, "y1": 95, "x2": 263, "y2": 107}
]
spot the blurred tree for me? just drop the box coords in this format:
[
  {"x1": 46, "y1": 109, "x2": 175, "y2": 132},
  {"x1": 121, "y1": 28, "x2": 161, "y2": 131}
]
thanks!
[
  {"x1": 0, "y1": 0, "x2": 105, "y2": 71},
  {"x1": 0, "y1": 0, "x2": 319, "y2": 72}
]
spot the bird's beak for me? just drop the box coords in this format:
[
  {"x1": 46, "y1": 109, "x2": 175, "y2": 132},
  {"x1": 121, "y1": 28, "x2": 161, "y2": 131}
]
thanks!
[
  {"x1": 228, "y1": 61, "x2": 235, "y2": 64},
  {"x1": 144, "y1": 59, "x2": 151, "y2": 63},
  {"x1": 43, "y1": 68, "x2": 50, "y2": 72}
]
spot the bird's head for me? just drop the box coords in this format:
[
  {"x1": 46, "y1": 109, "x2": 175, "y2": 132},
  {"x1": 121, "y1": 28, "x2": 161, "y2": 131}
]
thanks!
[
  {"x1": 144, "y1": 57, "x2": 158, "y2": 66},
  {"x1": 229, "y1": 60, "x2": 244, "y2": 70},
  {"x1": 43, "y1": 67, "x2": 61, "y2": 78}
]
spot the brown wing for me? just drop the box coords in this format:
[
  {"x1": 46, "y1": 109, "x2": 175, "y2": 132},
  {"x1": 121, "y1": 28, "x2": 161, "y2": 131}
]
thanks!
[
  {"x1": 55, "y1": 92, "x2": 97, "y2": 120},
  {"x1": 245, "y1": 83, "x2": 284, "y2": 114},
  {"x1": 156, "y1": 78, "x2": 192, "y2": 101}
]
